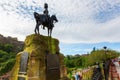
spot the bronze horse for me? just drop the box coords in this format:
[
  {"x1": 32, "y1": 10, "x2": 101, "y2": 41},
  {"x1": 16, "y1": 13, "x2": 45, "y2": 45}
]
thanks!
[{"x1": 34, "y1": 12, "x2": 58, "y2": 36}]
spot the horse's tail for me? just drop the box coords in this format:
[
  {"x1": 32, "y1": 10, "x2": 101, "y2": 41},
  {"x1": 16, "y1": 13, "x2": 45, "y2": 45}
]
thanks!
[{"x1": 34, "y1": 12, "x2": 39, "y2": 19}]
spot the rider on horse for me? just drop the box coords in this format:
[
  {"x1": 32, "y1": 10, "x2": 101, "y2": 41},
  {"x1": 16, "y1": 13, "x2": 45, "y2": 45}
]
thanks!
[
  {"x1": 43, "y1": 3, "x2": 51, "y2": 30},
  {"x1": 34, "y1": 3, "x2": 58, "y2": 36}
]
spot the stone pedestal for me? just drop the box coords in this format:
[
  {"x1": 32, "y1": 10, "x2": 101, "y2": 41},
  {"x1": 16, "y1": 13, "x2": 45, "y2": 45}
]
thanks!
[{"x1": 10, "y1": 34, "x2": 68, "y2": 80}]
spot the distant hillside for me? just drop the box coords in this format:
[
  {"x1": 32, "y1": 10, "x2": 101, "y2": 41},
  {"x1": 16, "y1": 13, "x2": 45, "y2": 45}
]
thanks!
[
  {"x1": 0, "y1": 34, "x2": 24, "y2": 75},
  {"x1": 0, "y1": 34, "x2": 24, "y2": 53}
]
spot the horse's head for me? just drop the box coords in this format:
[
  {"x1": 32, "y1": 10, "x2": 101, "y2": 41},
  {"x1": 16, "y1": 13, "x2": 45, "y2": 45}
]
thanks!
[
  {"x1": 34, "y1": 12, "x2": 40, "y2": 19},
  {"x1": 51, "y1": 15, "x2": 58, "y2": 22}
]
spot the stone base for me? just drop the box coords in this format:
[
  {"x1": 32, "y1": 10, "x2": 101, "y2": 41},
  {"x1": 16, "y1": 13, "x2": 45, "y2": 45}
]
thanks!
[{"x1": 10, "y1": 34, "x2": 68, "y2": 80}]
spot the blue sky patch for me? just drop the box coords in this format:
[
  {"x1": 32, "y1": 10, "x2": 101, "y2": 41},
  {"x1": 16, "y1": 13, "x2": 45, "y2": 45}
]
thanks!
[{"x1": 94, "y1": 5, "x2": 120, "y2": 23}]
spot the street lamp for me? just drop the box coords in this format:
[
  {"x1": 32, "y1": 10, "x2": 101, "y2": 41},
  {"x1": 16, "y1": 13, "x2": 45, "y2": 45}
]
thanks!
[
  {"x1": 103, "y1": 46, "x2": 107, "y2": 50},
  {"x1": 103, "y1": 46, "x2": 107, "y2": 61},
  {"x1": 103, "y1": 46, "x2": 108, "y2": 80}
]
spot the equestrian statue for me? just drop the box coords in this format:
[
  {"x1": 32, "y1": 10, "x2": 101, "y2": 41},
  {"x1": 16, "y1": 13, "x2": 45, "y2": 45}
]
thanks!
[{"x1": 34, "y1": 3, "x2": 58, "y2": 36}]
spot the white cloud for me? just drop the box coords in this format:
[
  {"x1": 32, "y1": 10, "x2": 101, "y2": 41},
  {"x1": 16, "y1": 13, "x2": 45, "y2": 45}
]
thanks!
[{"x1": 0, "y1": 0, "x2": 120, "y2": 43}]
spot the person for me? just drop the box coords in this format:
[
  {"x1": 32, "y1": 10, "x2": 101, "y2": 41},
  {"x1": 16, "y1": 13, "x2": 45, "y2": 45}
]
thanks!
[
  {"x1": 78, "y1": 71, "x2": 82, "y2": 80},
  {"x1": 43, "y1": 3, "x2": 49, "y2": 15},
  {"x1": 43, "y1": 3, "x2": 50, "y2": 29},
  {"x1": 96, "y1": 62, "x2": 101, "y2": 72},
  {"x1": 75, "y1": 72, "x2": 80, "y2": 80},
  {"x1": 75, "y1": 73, "x2": 78, "y2": 80}
]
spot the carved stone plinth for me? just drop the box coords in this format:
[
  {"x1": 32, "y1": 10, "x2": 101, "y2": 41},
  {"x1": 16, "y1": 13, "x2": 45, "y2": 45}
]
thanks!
[{"x1": 10, "y1": 34, "x2": 68, "y2": 80}]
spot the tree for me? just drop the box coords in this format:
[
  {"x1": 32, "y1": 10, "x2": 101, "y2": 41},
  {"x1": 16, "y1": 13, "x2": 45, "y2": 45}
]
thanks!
[{"x1": 64, "y1": 49, "x2": 120, "y2": 69}]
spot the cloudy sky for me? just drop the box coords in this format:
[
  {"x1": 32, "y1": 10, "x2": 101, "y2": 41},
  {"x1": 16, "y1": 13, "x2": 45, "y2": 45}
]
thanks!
[{"x1": 0, "y1": 0, "x2": 120, "y2": 55}]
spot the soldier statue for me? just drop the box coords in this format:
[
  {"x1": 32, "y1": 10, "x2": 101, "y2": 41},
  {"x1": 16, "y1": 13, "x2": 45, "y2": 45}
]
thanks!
[
  {"x1": 34, "y1": 3, "x2": 58, "y2": 36},
  {"x1": 42, "y1": 3, "x2": 50, "y2": 29},
  {"x1": 43, "y1": 3, "x2": 49, "y2": 15}
]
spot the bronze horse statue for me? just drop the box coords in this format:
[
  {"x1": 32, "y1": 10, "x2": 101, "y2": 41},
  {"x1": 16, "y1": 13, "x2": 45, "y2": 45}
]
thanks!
[{"x1": 34, "y1": 12, "x2": 58, "y2": 36}]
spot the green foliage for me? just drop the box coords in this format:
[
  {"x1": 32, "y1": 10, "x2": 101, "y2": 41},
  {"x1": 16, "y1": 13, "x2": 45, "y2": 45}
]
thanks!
[
  {"x1": 64, "y1": 55, "x2": 74, "y2": 68},
  {"x1": 0, "y1": 59, "x2": 15, "y2": 75},
  {"x1": 4, "y1": 44, "x2": 14, "y2": 53},
  {"x1": 86, "y1": 49, "x2": 120, "y2": 66},
  {"x1": 0, "y1": 43, "x2": 16, "y2": 75},
  {"x1": 0, "y1": 44, "x2": 14, "y2": 53},
  {"x1": 64, "y1": 55, "x2": 86, "y2": 68},
  {"x1": 64, "y1": 49, "x2": 120, "y2": 69},
  {"x1": 0, "y1": 50, "x2": 9, "y2": 62}
]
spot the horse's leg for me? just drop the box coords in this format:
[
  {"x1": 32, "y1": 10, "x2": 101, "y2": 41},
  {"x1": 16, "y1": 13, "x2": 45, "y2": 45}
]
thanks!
[
  {"x1": 50, "y1": 29, "x2": 52, "y2": 37},
  {"x1": 37, "y1": 24, "x2": 40, "y2": 34},
  {"x1": 36, "y1": 22, "x2": 40, "y2": 34},
  {"x1": 50, "y1": 28, "x2": 52, "y2": 37},
  {"x1": 35, "y1": 24, "x2": 40, "y2": 34},
  {"x1": 34, "y1": 24, "x2": 37, "y2": 34},
  {"x1": 34, "y1": 20, "x2": 40, "y2": 34},
  {"x1": 48, "y1": 28, "x2": 49, "y2": 36}
]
